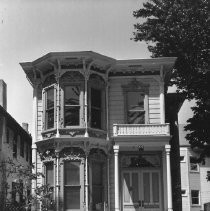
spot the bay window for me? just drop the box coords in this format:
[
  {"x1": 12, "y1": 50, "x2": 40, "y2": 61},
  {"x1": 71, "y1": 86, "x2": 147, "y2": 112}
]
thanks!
[
  {"x1": 64, "y1": 161, "x2": 81, "y2": 210},
  {"x1": 64, "y1": 85, "x2": 81, "y2": 126},
  {"x1": 91, "y1": 88, "x2": 102, "y2": 129},
  {"x1": 45, "y1": 86, "x2": 55, "y2": 129}
]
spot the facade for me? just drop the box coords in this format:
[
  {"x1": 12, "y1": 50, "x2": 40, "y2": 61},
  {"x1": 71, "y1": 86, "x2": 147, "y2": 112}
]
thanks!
[
  {"x1": 20, "y1": 51, "x2": 177, "y2": 211},
  {"x1": 0, "y1": 80, "x2": 32, "y2": 208},
  {"x1": 179, "y1": 125, "x2": 210, "y2": 211}
]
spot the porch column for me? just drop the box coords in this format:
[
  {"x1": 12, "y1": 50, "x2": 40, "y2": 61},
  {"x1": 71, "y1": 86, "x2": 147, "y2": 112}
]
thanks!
[
  {"x1": 165, "y1": 145, "x2": 173, "y2": 211},
  {"x1": 85, "y1": 153, "x2": 89, "y2": 211},
  {"x1": 114, "y1": 145, "x2": 120, "y2": 211},
  {"x1": 55, "y1": 151, "x2": 60, "y2": 211},
  {"x1": 32, "y1": 84, "x2": 38, "y2": 195}
]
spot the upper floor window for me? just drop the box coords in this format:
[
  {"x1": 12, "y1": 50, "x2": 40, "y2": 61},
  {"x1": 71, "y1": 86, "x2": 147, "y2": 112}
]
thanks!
[
  {"x1": 64, "y1": 85, "x2": 81, "y2": 126},
  {"x1": 190, "y1": 157, "x2": 199, "y2": 172},
  {"x1": 20, "y1": 138, "x2": 24, "y2": 157},
  {"x1": 127, "y1": 92, "x2": 145, "y2": 124},
  {"x1": 45, "y1": 86, "x2": 55, "y2": 129},
  {"x1": 91, "y1": 88, "x2": 102, "y2": 129}
]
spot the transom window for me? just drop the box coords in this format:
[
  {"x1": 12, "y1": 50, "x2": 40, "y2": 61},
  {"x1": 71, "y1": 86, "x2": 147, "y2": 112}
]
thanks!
[
  {"x1": 64, "y1": 85, "x2": 80, "y2": 126},
  {"x1": 127, "y1": 92, "x2": 145, "y2": 124},
  {"x1": 45, "y1": 87, "x2": 55, "y2": 129},
  {"x1": 64, "y1": 161, "x2": 81, "y2": 210},
  {"x1": 91, "y1": 88, "x2": 102, "y2": 129}
]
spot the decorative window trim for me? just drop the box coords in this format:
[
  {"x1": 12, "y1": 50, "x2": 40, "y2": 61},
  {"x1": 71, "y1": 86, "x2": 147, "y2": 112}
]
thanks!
[
  {"x1": 42, "y1": 84, "x2": 57, "y2": 131},
  {"x1": 122, "y1": 78, "x2": 150, "y2": 124}
]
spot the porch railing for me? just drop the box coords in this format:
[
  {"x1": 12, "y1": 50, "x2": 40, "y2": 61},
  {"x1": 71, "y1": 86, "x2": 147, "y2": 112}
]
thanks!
[{"x1": 113, "y1": 124, "x2": 170, "y2": 137}]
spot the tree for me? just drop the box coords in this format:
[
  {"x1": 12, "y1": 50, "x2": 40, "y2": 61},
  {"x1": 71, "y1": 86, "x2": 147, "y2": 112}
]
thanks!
[
  {"x1": 0, "y1": 158, "x2": 55, "y2": 211},
  {"x1": 133, "y1": 0, "x2": 210, "y2": 160}
]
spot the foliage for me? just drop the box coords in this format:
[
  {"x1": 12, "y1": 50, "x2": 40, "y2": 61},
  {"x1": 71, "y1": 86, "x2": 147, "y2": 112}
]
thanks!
[
  {"x1": 132, "y1": 0, "x2": 210, "y2": 161},
  {"x1": 0, "y1": 158, "x2": 55, "y2": 211}
]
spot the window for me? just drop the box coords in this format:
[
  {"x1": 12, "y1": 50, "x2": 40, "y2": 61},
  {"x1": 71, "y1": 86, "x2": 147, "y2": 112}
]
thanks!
[
  {"x1": 26, "y1": 144, "x2": 29, "y2": 162},
  {"x1": 13, "y1": 135, "x2": 17, "y2": 158},
  {"x1": 92, "y1": 162, "x2": 104, "y2": 210},
  {"x1": 64, "y1": 161, "x2": 81, "y2": 210},
  {"x1": 191, "y1": 190, "x2": 200, "y2": 205},
  {"x1": 12, "y1": 182, "x2": 17, "y2": 202},
  {"x1": 6, "y1": 127, "x2": 9, "y2": 143},
  {"x1": 64, "y1": 86, "x2": 80, "y2": 126},
  {"x1": 20, "y1": 138, "x2": 24, "y2": 157},
  {"x1": 190, "y1": 157, "x2": 199, "y2": 172},
  {"x1": 127, "y1": 92, "x2": 145, "y2": 124},
  {"x1": 46, "y1": 162, "x2": 54, "y2": 188},
  {"x1": 45, "y1": 162, "x2": 54, "y2": 201},
  {"x1": 91, "y1": 88, "x2": 102, "y2": 129},
  {"x1": 45, "y1": 87, "x2": 55, "y2": 129}
]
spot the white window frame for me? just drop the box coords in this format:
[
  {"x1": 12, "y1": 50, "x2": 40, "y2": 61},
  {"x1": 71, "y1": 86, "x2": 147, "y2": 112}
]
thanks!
[
  {"x1": 61, "y1": 83, "x2": 84, "y2": 128},
  {"x1": 43, "y1": 84, "x2": 57, "y2": 131},
  {"x1": 191, "y1": 190, "x2": 200, "y2": 206}
]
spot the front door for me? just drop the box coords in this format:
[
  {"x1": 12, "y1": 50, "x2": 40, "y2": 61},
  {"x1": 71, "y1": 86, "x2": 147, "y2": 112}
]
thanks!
[{"x1": 122, "y1": 170, "x2": 161, "y2": 211}]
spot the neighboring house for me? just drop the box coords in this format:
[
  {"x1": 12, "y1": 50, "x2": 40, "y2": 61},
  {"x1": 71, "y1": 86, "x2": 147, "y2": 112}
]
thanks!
[
  {"x1": 0, "y1": 80, "x2": 32, "y2": 208},
  {"x1": 179, "y1": 124, "x2": 210, "y2": 211},
  {"x1": 20, "y1": 51, "x2": 178, "y2": 211}
]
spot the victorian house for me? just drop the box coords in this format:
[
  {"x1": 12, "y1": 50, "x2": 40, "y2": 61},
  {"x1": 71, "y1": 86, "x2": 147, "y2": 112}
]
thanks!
[{"x1": 20, "y1": 51, "x2": 177, "y2": 211}]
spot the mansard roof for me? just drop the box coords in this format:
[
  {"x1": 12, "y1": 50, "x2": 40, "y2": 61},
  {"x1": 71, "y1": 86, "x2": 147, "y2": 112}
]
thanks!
[{"x1": 20, "y1": 51, "x2": 176, "y2": 86}]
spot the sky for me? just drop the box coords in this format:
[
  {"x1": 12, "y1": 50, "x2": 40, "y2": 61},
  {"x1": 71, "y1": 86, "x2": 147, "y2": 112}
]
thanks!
[{"x1": 0, "y1": 0, "x2": 193, "y2": 132}]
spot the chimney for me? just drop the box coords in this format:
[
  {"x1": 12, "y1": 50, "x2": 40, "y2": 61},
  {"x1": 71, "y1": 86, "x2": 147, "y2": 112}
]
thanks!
[
  {"x1": 0, "y1": 80, "x2": 7, "y2": 110},
  {"x1": 22, "y1": 123, "x2": 29, "y2": 133}
]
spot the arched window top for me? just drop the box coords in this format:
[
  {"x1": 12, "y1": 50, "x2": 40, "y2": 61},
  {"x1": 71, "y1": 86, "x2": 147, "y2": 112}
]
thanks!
[
  {"x1": 43, "y1": 74, "x2": 56, "y2": 88},
  {"x1": 60, "y1": 71, "x2": 84, "y2": 84},
  {"x1": 121, "y1": 78, "x2": 150, "y2": 94},
  {"x1": 89, "y1": 74, "x2": 105, "y2": 89}
]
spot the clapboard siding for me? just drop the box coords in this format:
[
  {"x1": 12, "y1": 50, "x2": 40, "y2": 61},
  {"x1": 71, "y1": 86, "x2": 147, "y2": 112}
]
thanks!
[{"x1": 109, "y1": 77, "x2": 161, "y2": 135}]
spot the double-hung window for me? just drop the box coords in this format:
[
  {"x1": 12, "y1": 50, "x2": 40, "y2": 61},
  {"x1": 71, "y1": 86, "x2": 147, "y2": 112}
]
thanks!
[
  {"x1": 64, "y1": 85, "x2": 81, "y2": 126},
  {"x1": 45, "y1": 86, "x2": 55, "y2": 129},
  {"x1": 191, "y1": 190, "x2": 200, "y2": 205},
  {"x1": 127, "y1": 92, "x2": 145, "y2": 124},
  {"x1": 64, "y1": 161, "x2": 81, "y2": 210},
  {"x1": 91, "y1": 88, "x2": 102, "y2": 129}
]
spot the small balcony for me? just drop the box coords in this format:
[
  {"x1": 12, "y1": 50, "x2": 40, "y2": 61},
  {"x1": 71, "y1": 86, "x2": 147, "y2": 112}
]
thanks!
[{"x1": 113, "y1": 123, "x2": 170, "y2": 137}]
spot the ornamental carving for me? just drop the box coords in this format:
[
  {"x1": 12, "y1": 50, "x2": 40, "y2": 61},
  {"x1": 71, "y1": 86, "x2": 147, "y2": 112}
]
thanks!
[
  {"x1": 43, "y1": 74, "x2": 56, "y2": 88},
  {"x1": 39, "y1": 149, "x2": 56, "y2": 161},
  {"x1": 59, "y1": 128, "x2": 85, "y2": 137},
  {"x1": 60, "y1": 71, "x2": 84, "y2": 83},
  {"x1": 121, "y1": 78, "x2": 150, "y2": 94},
  {"x1": 59, "y1": 147, "x2": 85, "y2": 161}
]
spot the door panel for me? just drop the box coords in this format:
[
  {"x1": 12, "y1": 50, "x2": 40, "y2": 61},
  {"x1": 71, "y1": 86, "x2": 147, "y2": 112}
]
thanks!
[{"x1": 123, "y1": 170, "x2": 161, "y2": 211}]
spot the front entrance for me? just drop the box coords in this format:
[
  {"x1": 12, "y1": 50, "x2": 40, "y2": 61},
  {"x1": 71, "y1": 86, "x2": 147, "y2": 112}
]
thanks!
[{"x1": 122, "y1": 170, "x2": 161, "y2": 211}]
